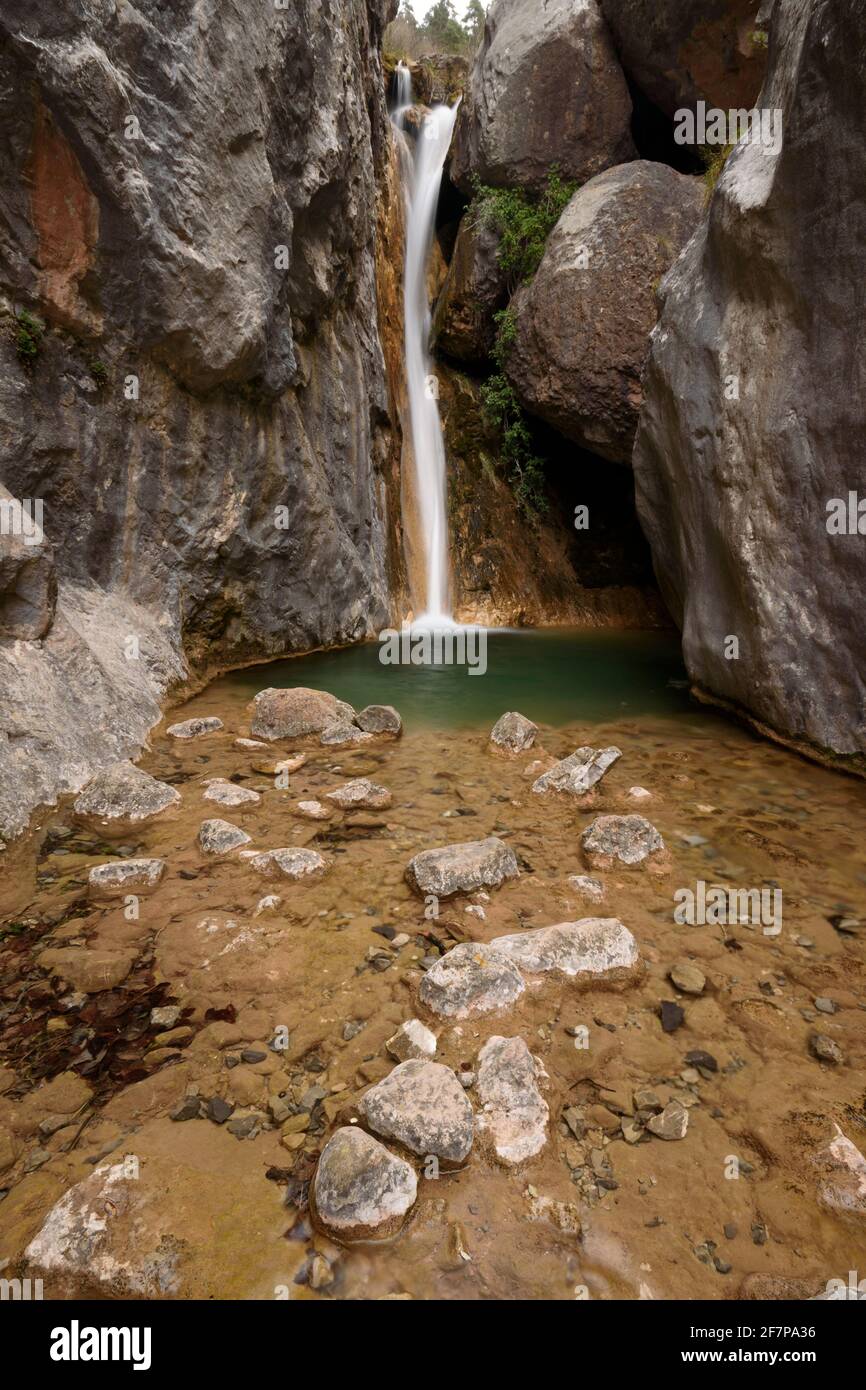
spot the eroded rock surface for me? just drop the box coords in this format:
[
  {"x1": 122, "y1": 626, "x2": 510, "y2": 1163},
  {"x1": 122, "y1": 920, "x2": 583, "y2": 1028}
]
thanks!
[
  {"x1": 74, "y1": 761, "x2": 180, "y2": 833},
  {"x1": 406, "y1": 837, "x2": 519, "y2": 896},
  {"x1": 314, "y1": 1126, "x2": 417, "y2": 1241},
  {"x1": 581, "y1": 814, "x2": 665, "y2": 867},
  {"x1": 491, "y1": 918, "x2": 639, "y2": 981},
  {"x1": 361, "y1": 1059, "x2": 474, "y2": 1162},
  {"x1": 420, "y1": 942, "x2": 525, "y2": 1019},
  {"x1": 532, "y1": 746, "x2": 621, "y2": 796},
  {"x1": 476, "y1": 1035, "x2": 549, "y2": 1165}
]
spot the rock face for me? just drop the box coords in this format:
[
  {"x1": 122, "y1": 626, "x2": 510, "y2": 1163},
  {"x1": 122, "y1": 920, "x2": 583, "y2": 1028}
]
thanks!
[
  {"x1": 73, "y1": 761, "x2": 180, "y2": 833},
  {"x1": 0, "y1": 484, "x2": 56, "y2": 639},
  {"x1": 475, "y1": 1035, "x2": 549, "y2": 1165},
  {"x1": 532, "y1": 745, "x2": 621, "y2": 796},
  {"x1": 419, "y1": 942, "x2": 525, "y2": 1019},
  {"x1": 432, "y1": 214, "x2": 508, "y2": 363},
  {"x1": 508, "y1": 163, "x2": 704, "y2": 465},
  {"x1": 250, "y1": 688, "x2": 357, "y2": 741},
  {"x1": 361, "y1": 1060, "x2": 474, "y2": 1162},
  {"x1": 581, "y1": 813, "x2": 665, "y2": 866},
  {"x1": 491, "y1": 918, "x2": 639, "y2": 981},
  {"x1": 0, "y1": 0, "x2": 399, "y2": 839},
  {"x1": 599, "y1": 0, "x2": 769, "y2": 116},
  {"x1": 406, "y1": 837, "x2": 519, "y2": 896},
  {"x1": 313, "y1": 1126, "x2": 417, "y2": 1241},
  {"x1": 632, "y1": 0, "x2": 866, "y2": 765},
  {"x1": 451, "y1": 0, "x2": 635, "y2": 193}
]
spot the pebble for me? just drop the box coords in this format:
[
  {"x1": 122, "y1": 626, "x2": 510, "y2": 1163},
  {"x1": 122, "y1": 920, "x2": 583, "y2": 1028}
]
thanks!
[
  {"x1": 647, "y1": 1101, "x2": 689, "y2": 1141},
  {"x1": 660, "y1": 1001, "x2": 685, "y2": 1033},
  {"x1": 167, "y1": 717, "x2": 224, "y2": 739},
  {"x1": 669, "y1": 961, "x2": 706, "y2": 995},
  {"x1": 171, "y1": 1096, "x2": 203, "y2": 1122},
  {"x1": 814, "y1": 997, "x2": 836, "y2": 1014},
  {"x1": 206, "y1": 1096, "x2": 234, "y2": 1124},
  {"x1": 810, "y1": 1033, "x2": 844, "y2": 1064}
]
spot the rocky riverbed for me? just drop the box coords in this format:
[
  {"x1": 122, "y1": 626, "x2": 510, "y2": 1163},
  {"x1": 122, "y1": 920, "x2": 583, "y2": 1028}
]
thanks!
[{"x1": 1, "y1": 681, "x2": 864, "y2": 1300}]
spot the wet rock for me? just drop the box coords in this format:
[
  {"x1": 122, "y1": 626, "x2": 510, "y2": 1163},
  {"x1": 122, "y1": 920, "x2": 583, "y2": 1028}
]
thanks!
[
  {"x1": 684, "y1": 1049, "x2": 717, "y2": 1074},
  {"x1": 73, "y1": 760, "x2": 180, "y2": 833},
  {"x1": 206, "y1": 1096, "x2": 234, "y2": 1125},
  {"x1": 37, "y1": 946, "x2": 136, "y2": 993},
  {"x1": 361, "y1": 1059, "x2": 474, "y2": 1162},
  {"x1": 234, "y1": 737, "x2": 267, "y2": 750},
  {"x1": 508, "y1": 163, "x2": 703, "y2": 464},
  {"x1": 151, "y1": 1006, "x2": 182, "y2": 1029},
  {"x1": 202, "y1": 779, "x2": 261, "y2": 809},
  {"x1": 356, "y1": 704, "x2": 402, "y2": 736},
  {"x1": 489, "y1": 711, "x2": 538, "y2": 754},
  {"x1": 406, "y1": 836, "x2": 519, "y2": 896},
  {"x1": 491, "y1": 918, "x2": 639, "y2": 982},
  {"x1": 386, "y1": 1019, "x2": 437, "y2": 1062},
  {"x1": 432, "y1": 214, "x2": 508, "y2": 363},
  {"x1": 814, "y1": 997, "x2": 836, "y2": 1015},
  {"x1": 326, "y1": 778, "x2": 392, "y2": 810},
  {"x1": 813, "y1": 1125, "x2": 866, "y2": 1218},
  {"x1": 252, "y1": 752, "x2": 307, "y2": 776},
  {"x1": 476, "y1": 1035, "x2": 549, "y2": 1165},
  {"x1": 810, "y1": 1033, "x2": 844, "y2": 1065},
  {"x1": 568, "y1": 874, "x2": 605, "y2": 904},
  {"x1": 320, "y1": 723, "x2": 373, "y2": 746},
  {"x1": 313, "y1": 1127, "x2": 417, "y2": 1241},
  {"x1": 660, "y1": 1000, "x2": 685, "y2": 1033},
  {"x1": 627, "y1": 786, "x2": 652, "y2": 802},
  {"x1": 167, "y1": 717, "x2": 223, "y2": 739},
  {"x1": 243, "y1": 847, "x2": 327, "y2": 880},
  {"x1": 88, "y1": 857, "x2": 166, "y2": 898},
  {"x1": 581, "y1": 814, "x2": 665, "y2": 868},
  {"x1": 250, "y1": 687, "x2": 356, "y2": 741},
  {"x1": 197, "y1": 819, "x2": 251, "y2": 855},
  {"x1": 450, "y1": 0, "x2": 634, "y2": 194},
  {"x1": 647, "y1": 1100, "x2": 688, "y2": 1140},
  {"x1": 532, "y1": 746, "x2": 621, "y2": 797},
  {"x1": 419, "y1": 942, "x2": 525, "y2": 1019},
  {"x1": 669, "y1": 961, "x2": 706, "y2": 995},
  {"x1": 12, "y1": 1071, "x2": 92, "y2": 1139}
]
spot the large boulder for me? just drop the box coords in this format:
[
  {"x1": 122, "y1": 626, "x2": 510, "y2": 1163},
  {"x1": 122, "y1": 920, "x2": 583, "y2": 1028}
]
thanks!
[
  {"x1": 313, "y1": 1126, "x2": 417, "y2": 1241},
  {"x1": 450, "y1": 0, "x2": 635, "y2": 194},
  {"x1": 507, "y1": 162, "x2": 704, "y2": 464},
  {"x1": 431, "y1": 214, "x2": 508, "y2": 364},
  {"x1": 633, "y1": 0, "x2": 866, "y2": 764},
  {"x1": 599, "y1": 0, "x2": 770, "y2": 116},
  {"x1": 361, "y1": 1060, "x2": 474, "y2": 1162}
]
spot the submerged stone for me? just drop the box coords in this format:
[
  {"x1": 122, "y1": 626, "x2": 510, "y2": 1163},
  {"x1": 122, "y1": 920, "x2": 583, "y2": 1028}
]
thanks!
[
  {"x1": 476, "y1": 1035, "x2": 548, "y2": 1165},
  {"x1": 197, "y1": 819, "x2": 252, "y2": 855},
  {"x1": 73, "y1": 761, "x2": 179, "y2": 833},
  {"x1": 202, "y1": 779, "x2": 261, "y2": 808},
  {"x1": 326, "y1": 778, "x2": 392, "y2": 810},
  {"x1": 89, "y1": 858, "x2": 166, "y2": 898},
  {"x1": 532, "y1": 746, "x2": 621, "y2": 796},
  {"x1": 356, "y1": 704, "x2": 403, "y2": 735},
  {"x1": 491, "y1": 918, "x2": 639, "y2": 982},
  {"x1": 490, "y1": 711, "x2": 538, "y2": 754},
  {"x1": 581, "y1": 814, "x2": 665, "y2": 867},
  {"x1": 167, "y1": 717, "x2": 223, "y2": 739},
  {"x1": 243, "y1": 847, "x2": 327, "y2": 880}
]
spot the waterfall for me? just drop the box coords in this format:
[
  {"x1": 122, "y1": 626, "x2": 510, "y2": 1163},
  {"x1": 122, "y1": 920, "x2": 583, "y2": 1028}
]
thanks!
[{"x1": 390, "y1": 66, "x2": 460, "y2": 626}]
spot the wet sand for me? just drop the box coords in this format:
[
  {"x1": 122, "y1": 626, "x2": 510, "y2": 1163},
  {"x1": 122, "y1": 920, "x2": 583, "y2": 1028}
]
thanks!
[{"x1": 1, "y1": 678, "x2": 865, "y2": 1300}]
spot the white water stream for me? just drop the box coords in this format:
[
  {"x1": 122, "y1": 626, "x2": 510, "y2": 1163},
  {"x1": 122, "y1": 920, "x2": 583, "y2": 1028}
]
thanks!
[{"x1": 390, "y1": 64, "x2": 460, "y2": 626}]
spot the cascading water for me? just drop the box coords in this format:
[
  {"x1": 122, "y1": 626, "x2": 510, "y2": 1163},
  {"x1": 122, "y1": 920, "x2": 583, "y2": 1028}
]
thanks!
[{"x1": 390, "y1": 64, "x2": 460, "y2": 626}]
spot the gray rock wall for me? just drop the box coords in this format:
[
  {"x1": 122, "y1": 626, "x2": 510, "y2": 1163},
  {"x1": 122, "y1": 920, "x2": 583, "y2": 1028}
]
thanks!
[
  {"x1": 633, "y1": 0, "x2": 866, "y2": 764},
  {"x1": 0, "y1": 0, "x2": 400, "y2": 839}
]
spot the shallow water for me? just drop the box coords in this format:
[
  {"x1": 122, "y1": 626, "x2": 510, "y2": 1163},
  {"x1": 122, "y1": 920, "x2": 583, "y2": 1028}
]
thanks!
[{"x1": 1, "y1": 633, "x2": 865, "y2": 1301}]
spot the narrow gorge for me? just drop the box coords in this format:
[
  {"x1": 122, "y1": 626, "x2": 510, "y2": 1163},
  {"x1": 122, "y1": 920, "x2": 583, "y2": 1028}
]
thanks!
[{"x1": 0, "y1": 0, "x2": 864, "y2": 1321}]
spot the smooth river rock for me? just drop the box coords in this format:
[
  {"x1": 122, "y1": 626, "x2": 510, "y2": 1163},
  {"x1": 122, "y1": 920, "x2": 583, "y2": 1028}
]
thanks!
[
  {"x1": 491, "y1": 918, "x2": 639, "y2": 981},
  {"x1": 476, "y1": 1035, "x2": 549, "y2": 1165},
  {"x1": 361, "y1": 1059, "x2": 474, "y2": 1163},
  {"x1": 406, "y1": 836, "x2": 519, "y2": 897},
  {"x1": 581, "y1": 814, "x2": 665, "y2": 867},
  {"x1": 355, "y1": 704, "x2": 402, "y2": 736},
  {"x1": 532, "y1": 746, "x2": 621, "y2": 796},
  {"x1": 73, "y1": 760, "x2": 180, "y2": 833},
  {"x1": 313, "y1": 1127, "x2": 417, "y2": 1241},
  {"x1": 419, "y1": 942, "x2": 525, "y2": 1019},
  {"x1": 451, "y1": 0, "x2": 635, "y2": 193},
  {"x1": 508, "y1": 163, "x2": 704, "y2": 465}
]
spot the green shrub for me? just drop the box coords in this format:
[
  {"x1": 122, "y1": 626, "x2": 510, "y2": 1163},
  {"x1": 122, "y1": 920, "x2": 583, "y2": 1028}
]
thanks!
[
  {"x1": 89, "y1": 358, "x2": 108, "y2": 388},
  {"x1": 751, "y1": 28, "x2": 768, "y2": 49},
  {"x1": 700, "y1": 143, "x2": 734, "y2": 203},
  {"x1": 481, "y1": 308, "x2": 548, "y2": 517},
  {"x1": 15, "y1": 309, "x2": 45, "y2": 366},
  {"x1": 472, "y1": 169, "x2": 577, "y2": 289}
]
